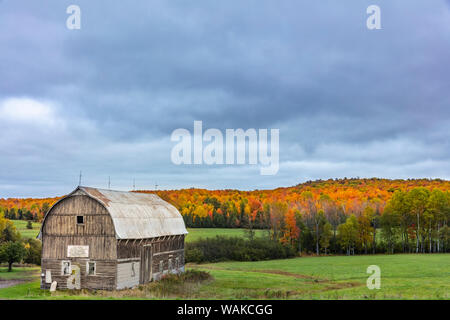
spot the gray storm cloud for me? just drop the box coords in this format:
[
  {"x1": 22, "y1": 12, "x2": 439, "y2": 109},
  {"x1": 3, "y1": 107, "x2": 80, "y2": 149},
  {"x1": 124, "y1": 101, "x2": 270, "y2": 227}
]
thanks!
[{"x1": 0, "y1": 0, "x2": 449, "y2": 197}]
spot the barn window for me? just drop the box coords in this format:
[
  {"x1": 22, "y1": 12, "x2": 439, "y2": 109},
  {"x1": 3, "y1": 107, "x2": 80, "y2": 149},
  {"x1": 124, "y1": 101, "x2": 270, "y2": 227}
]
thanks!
[
  {"x1": 87, "y1": 261, "x2": 96, "y2": 275},
  {"x1": 62, "y1": 261, "x2": 71, "y2": 276},
  {"x1": 159, "y1": 260, "x2": 163, "y2": 273},
  {"x1": 76, "y1": 215, "x2": 84, "y2": 225},
  {"x1": 131, "y1": 262, "x2": 136, "y2": 277}
]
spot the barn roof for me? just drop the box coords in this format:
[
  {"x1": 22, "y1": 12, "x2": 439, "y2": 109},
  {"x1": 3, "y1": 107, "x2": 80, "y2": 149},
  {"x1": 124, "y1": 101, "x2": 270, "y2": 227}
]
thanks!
[{"x1": 40, "y1": 186, "x2": 188, "y2": 239}]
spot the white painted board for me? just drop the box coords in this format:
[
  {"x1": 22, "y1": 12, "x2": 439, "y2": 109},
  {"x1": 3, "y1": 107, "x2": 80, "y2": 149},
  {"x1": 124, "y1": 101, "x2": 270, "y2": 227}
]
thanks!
[{"x1": 67, "y1": 245, "x2": 89, "y2": 258}]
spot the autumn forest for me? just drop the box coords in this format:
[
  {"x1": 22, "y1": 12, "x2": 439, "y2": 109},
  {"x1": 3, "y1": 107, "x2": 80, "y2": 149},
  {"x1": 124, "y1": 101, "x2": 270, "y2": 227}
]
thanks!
[{"x1": 1, "y1": 178, "x2": 449, "y2": 255}]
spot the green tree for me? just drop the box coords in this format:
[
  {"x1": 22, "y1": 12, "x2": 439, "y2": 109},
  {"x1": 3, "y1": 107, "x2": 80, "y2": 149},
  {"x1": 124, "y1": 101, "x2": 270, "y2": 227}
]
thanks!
[
  {"x1": 357, "y1": 206, "x2": 375, "y2": 254},
  {"x1": 9, "y1": 208, "x2": 17, "y2": 220},
  {"x1": 405, "y1": 188, "x2": 430, "y2": 253},
  {"x1": 338, "y1": 215, "x2": 359, "y2": 255},
  {"x1": 0, "y1": 241, "x2": 27, "y2": 272},
  {"x1": 23, "y1": 238, "x2": 42, "y2": 265},
  {"x1": 380, "y1": 209, "x2": 400, "y2": 254},
  {"x1": 386, "y1": 190, "x2": 411, "y2": 252},
  {"x1": 41, "y1": 202, "x2": 50, "y2": 218},
  {"x1": 369, "y1": 198, "x2": 383, "y2": 253},
  {"x1": 0, "y1": 215, "x2": 20, "y2": 243},
  {"x1": 294, "y1": 210, "x2": 306, "y2": 254},
  {"x1": 319, "y1": 222, "x2": 333, "y2": 255},
  {"x1": 439, "y1": 225, "x2": 450, "y2": 252},
  {"x1": 427, "y1": 189, "x2": 450, "y2": 252},
  {"x1": 269, "y1": 202, "x2": 287, "y2": 241}
]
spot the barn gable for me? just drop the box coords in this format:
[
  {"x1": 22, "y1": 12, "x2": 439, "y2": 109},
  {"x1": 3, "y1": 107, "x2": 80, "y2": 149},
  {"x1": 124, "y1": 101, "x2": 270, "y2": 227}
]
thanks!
[{"x1": 40, "y1": 186, "x2": 188, "y2": 240}]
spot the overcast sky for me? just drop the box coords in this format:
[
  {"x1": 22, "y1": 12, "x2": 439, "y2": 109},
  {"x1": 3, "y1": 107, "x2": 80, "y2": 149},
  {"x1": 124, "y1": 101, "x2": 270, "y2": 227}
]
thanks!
[{"x1": 0, "y1": 0, "x2": 449, "y2": 197}]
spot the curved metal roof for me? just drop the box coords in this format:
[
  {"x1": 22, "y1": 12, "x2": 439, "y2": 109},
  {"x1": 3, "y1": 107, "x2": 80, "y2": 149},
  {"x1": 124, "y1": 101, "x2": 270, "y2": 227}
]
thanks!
[{"x1": 41, "y1": 186, "x2": 188, "y2": 239}]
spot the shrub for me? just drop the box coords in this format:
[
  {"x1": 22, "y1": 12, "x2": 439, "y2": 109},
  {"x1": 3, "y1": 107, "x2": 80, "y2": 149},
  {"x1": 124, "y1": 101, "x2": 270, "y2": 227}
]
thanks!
[
  {"x1": 149, "y1": 269, "x2": 212, "y2": 297},
  {"x1": 185, "y1": 248, "x2": 204, "y2": 264},
  {"x1": 185, "y1": 236, "x2": 296, "y2": 263},
  {"x1": 23, "y1": 238, "x2": 42, "y2": 265}
]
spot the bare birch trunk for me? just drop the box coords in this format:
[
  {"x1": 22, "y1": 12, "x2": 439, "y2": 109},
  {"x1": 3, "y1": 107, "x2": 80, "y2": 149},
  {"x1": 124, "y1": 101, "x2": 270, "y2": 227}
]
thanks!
[{"x1": 416, "y1": 213, "x2": 420, "y2": 253}]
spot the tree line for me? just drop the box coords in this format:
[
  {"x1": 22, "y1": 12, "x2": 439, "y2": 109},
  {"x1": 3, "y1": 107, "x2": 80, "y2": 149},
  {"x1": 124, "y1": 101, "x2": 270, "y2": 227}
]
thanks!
[
  {"x1": 183, "y1": 187, "x2": 449, "y2": 255},
  {"x1": 279, "y1": 188, "x2": 447, "y2": 255},
  {"x1": 1, "y1": 202, "x2": 50, "y2": 222},
  {"x1": 0, "y1": 178, "x2": 448, "y2": 257}
]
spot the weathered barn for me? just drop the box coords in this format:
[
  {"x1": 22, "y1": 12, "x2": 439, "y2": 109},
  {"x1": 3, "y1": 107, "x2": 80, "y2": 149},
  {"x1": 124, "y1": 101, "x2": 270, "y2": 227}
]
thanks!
[{"x1": 38, "y1": 186, "x2": 188, "y2": 290}]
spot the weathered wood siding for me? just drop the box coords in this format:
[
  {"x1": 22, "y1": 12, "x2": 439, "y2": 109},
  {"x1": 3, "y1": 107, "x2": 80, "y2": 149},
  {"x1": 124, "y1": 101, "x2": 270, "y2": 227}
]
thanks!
[
  {"x1": 41, "y1": 195, "x2": 117, "y2": 290},
  {"x1": 42, "y1": 195, "x2": 117, "y2": 260},
  {"x1": 117, "y1": 235, "x2": 185, "y2": 259},
  {"x1": 151, "y1": 251, "x2": 185, "y2": 280},
  {"x1": 116, "y1": 235, "x2": 185, "y2": 283},
  {"x1": 41, "y1": 259, "x2": 117, "y2": 290},
  {"x1": 150, "y1": 235, "x2": 185, "y2": 281},
  {"x1": 116, "y1": 259, "x2": 140, "y2": 289}
]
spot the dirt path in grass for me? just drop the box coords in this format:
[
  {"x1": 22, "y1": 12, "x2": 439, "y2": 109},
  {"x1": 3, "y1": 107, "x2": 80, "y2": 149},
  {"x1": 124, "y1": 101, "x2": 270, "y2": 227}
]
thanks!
[
  {"x1": 253, "y1": 269, "x2": 326, "y2": 281},
  {"x1": 194, "y1": 265, "x2": 363, "y2": 292},
  {"x1": 0, "y1": 268, "x2": 40, "y2": 290},
  {"x1": 0, "y1": 279, "x2": 26, "y2": 289},
  {"x1": 194, "y1": 265, "x2": 329, "y2": 282},
  {"x1": 253, "y1": 269, "x2": 363, "y2": 289}
]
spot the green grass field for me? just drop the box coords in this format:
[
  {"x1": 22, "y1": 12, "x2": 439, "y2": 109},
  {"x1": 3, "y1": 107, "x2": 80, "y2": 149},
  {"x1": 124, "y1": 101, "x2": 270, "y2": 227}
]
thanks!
[
  {"x1": 0, "y1": 267, "x2": 40, "y2": 281},
  {"x1": 6, "y1": 221, "x2": 448, "y2": 300},
  {"x1": 11, "y1": 220, "x2": 41, "y2": 239},
  {"x1": 11, "y1": 220, "x2": 265, "y2": 242},
  {"x1": 192, "y1": 254, "x2": 450, "y2": 299},
  {"x1": 185, "y1": 228, "x2": 266, "y2": 242},
  {"x1": 0, "y1": 254, "x2": 448, "y2": 300}
]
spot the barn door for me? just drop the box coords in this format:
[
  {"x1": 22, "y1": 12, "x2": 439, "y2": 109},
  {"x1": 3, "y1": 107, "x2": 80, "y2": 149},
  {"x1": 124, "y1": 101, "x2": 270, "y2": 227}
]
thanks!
[{"x1": 140, "y1": 244, "x2": 153, "y2": 284}]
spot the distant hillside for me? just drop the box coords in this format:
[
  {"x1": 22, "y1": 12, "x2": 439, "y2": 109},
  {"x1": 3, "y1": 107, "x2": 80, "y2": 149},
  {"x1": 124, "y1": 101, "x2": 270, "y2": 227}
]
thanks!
[
  {"x1": 144, "y1": 178, "x2": 450, "y2": 227},
  {"x1": 1, "y1": 178, "x2": 449, "y2": 223}
]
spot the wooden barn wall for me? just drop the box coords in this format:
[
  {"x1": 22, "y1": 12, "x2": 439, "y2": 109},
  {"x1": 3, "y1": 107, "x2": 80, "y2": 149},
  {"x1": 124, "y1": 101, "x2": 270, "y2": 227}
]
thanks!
[
  {"x1": 117, "y1": 235, "x2": 185, "y2": 259},
  {"x1": 116, "y1": 259, "x2": 140, "y2": 289},
  {"x1": 41, "y1": 195, "x2": 118, "y2": 290},
  {"x1": 41, "y1": 259, "x2": 116, "y2": 290},
  {"x1": 151, "y1": 248, "x2": 185, "y2": 281},
  {"x1": 117, "y1": 235, "x2": 185, "y2": 283},
  {"x1": 41, "y1": 195, "x2": 117, "y2": 260},
  {"x1": 42, "y1": 235, "x2": 117, "y2": 260}
]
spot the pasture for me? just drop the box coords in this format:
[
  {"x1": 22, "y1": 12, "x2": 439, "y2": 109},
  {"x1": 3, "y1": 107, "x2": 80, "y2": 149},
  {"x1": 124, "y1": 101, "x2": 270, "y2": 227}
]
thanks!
[
  {"x1": 11, "y1": 220, "x2": 265, "y2": 242},
  {"x1": 192, "y1": 254, "x2": 450, "y2": 299},
  {"x1": 185, "y1": 228, "x2": 265, "y2": 242},
  {"x1": 0, "y1": 254, "x2": 448, "y2": 299},
  {"x1": 5, "y1": 221, "x2": 448, "y2": 300},
  {"x1": 11, "y1": 220, "x2": 41, "y2": 239}
]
